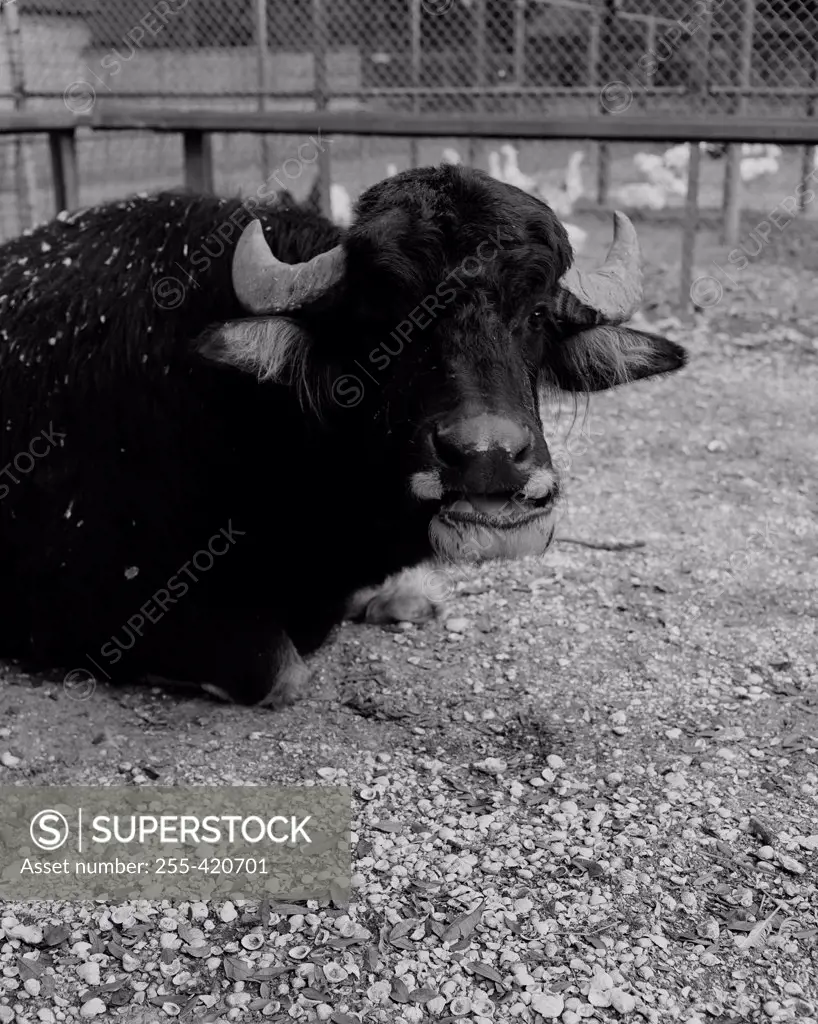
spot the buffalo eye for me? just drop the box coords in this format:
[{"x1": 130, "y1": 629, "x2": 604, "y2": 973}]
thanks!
[{"x1": 528, "y1": 305, "x2": 548, "y2": 328}]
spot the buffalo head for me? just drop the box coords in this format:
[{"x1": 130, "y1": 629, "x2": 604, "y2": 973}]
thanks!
[{"x1": 203, "y1": 165, "x2": 686, "y2": 564}]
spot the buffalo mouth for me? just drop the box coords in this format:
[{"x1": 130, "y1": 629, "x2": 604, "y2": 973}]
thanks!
[
  {"x1": 429, "y1": 491, "x2": 557, "y2": 562},
  {"x1": 436, "y1": 492, "x2": 554, "y2": 528}
]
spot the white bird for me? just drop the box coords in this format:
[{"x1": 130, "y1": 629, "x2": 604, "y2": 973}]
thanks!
[
  {"x1": 610, "y1": 181, "x2": 668, "y2": 210},
  {"x1": 330, "y1": 183, "x2": 353, "y2": 227},
  {"x1": 442, "y1": 147, "x2": 462, "y2": 165},
  {"x1": 739, "y1": 144, "x2": 781, "y2": 182},
  {"x1": 488, "y1": 149, "x2": 504, "y2": 181},
  {"x1": 742, "y1": 143, "x2": 781, "y2": 159},
  {"x1": 740, "y1": 156, "x2": 778, "y2": 182},
  {"x1": 564, "y1": 222, "x2": 587, "y2": 253},
  {"x1": 498, "y1": 143, "x2": 586, "y2": 219},
  {"x1": 633, "y1": 152, "x2": 686, "y2": 197},
  {"x1": 661, "y1": 144, "x2": 691, "y2": 171},
  {"x1": 564, "y1": 150, "x2": 585, "y2": 207},
  {"x1": 499, "y1": 143, "x2": 538, "y2": 192},
  {"x1": 537, "y1": 181, "x2": 573, "y2": 218}
]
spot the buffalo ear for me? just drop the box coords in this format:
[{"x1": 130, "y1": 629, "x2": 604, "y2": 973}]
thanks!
[
  {"x1": 547, "y1": 326, "x2": 687, "y2": 392},
  {"x1": 197, "y1": 317, "x2": 309, "y2": 383}
]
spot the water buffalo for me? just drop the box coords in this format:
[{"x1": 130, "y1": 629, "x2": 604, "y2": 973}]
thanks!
[{"x1": 0, "y1": 165, "x2": 686, "y2": 706}]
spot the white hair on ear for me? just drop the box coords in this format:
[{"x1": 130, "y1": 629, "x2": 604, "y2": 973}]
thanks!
[
  {"x1": 539, "y1": 326, "x2": 671, "y2": 395},
  {"x1": 566, "y1": 325, "x2": 660, "y2": 387},
  {"x1": 197, "y1": 317, "x2": 321, "y2": 411}
]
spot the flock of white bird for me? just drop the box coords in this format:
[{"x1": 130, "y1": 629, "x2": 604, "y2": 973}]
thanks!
[
  {"x1": 325, "y1": 141, "x2": 785, "y2": 251},
  {"x1": 610, "y1": 142, "x2": 784, "y2": 211}
]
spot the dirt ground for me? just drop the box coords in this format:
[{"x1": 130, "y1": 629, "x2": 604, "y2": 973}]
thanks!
[{"x1": 0, "y1": 223, "x2": 816, "y2": 1022}]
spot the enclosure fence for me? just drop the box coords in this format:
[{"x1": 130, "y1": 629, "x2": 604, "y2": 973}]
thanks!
[
  {"x1": 7, "y1": 0, "x2": 818, "y2": 117},
  {"x1": 1, "y1": 0, "x2": 817, "y2": 306}
]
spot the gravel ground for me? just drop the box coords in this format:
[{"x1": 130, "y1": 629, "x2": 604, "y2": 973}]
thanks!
[{"x1": 0, "y1": 258, "x2": 816, "y2": 1023}]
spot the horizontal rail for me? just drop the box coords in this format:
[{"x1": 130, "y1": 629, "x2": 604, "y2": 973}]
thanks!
[
  {"x1": 85, "y1": 109, "x2": 818, "y2": 144},
  {"x1": 3, "y1": 84, "x2": 816, "y2": 103},
  {"x1": 3, "y1": 108, "x2": 818, "y2": 144},
  {"x1": 0, "y1": 110, "x2": 81, "y2": 132}
]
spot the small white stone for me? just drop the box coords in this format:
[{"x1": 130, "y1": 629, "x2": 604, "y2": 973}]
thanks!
[
  {"x1": 219, "y1": 901, "x2": 237, "y2": 923},
  {"x1": 530, "y1": 992, "x2": 564, "y2": 1018},
  {"x1": 77, "y1": 962, "x2": 101, "y2": 986},
  {"x1": 9, "y1": 924, "x2": 42, "y2": 944},
  {"x1": 24, "y1": 978, "x2": 41, "y2": 997},
  {"x1": 546, "y1": 754, "x2": 565, "y2": 770},
  {"x1": 367, "y1": 980, "x2": 392, "y2": 1003},
  {"x1": 697, "y1": 917, "x2": 720, "y2": 941},
  {"x1": 80, "y1": 998, "x2": 106, "y2": 1018},
  {"x1": 38, "y1": 1010, "x2": 57, "y2": 1024},
  {"x1": 445, "y1": 617, "x2": 471, "y2": 633},
  {"x1": 776, "y1": 853, "x2": 806, "y2": 875},
  {"x1": 0, "y1": 752, "x2": 20, "y2": 768},
  {"x1": 610, "y1": 989, "x2": 637, "y2": 1013},
  {"x1": 426, "y1": 995, "x2": 446, "y2": 1015},
  {"x1": 323, "y1": 963, "x2": 348, "y2": 983},
  {"x1": 111, "y1": 907, "x2": 136, "y2": 927}
]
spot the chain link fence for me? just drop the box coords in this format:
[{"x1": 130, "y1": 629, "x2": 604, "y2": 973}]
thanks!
[{"x1": 0, "y1": 0, "x2": 816, "y2": 240}]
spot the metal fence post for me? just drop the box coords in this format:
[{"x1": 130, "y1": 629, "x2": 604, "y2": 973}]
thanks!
[
  {"x1": 410, "y1": 0, "x2": 421, "y2": 169},
  {"x1": 313, "y1": 0, "x2": 332, "y2": 219},
  {"x1": 596, "y1": 2, "x2": 614, "y2": 206},
  {"x1": 255, "y1": 0, "x2": 272, "y2": 182},
  {"x1": 2, "y1": 0, "x2": 36, "y2": 229},
  {"x1": 468, "y1": 0, "x2": 487, "y2": 167},
  {"x1": 513, "y1": 0, "x2": 526, "y2": 166},
  {"x1": 586, "y1": 7, "x2": 599, "y2": 115},
  {"x1": 183, "y1": 130, "x2": 214, "y2": 192},
  {"x1": 799, "y1": 36, "x2": 817, "y2": 212},
  {"x1": 514, "y1": 0, "x2": 526, "y2": 103},
  {"x1": 49, "y1": 130, "x2": 79, "y2": 214},
  {"x1": 723, "y1": 0, "x2": 755, "y2": 245},
  {"x1": 680, "y1": 141, "x2": 702, "y2": 314}
]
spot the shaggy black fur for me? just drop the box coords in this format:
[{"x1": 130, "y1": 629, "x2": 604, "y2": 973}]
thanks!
[{"x1": 0, "y1": 166, "x2": 686, "y2": 703}]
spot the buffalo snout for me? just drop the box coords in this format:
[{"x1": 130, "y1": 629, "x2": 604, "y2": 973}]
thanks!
[{"x1": 427, "y1": 412, "x2": 553, "y2": 497}]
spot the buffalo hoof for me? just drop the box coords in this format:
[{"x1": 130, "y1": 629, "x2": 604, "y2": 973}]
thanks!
[
  {"x1": 346, "y1": 566, "x2": 443, "y2": 625},
  {"x1": 258, "y1": 657, "x2": 311, "y2": 710},
  {"x1": 147, "y1": 632, "x2": 311, "y2": 709}
]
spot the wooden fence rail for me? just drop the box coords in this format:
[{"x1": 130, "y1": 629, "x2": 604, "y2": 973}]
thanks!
[{"x1": 2, "y1": 108, "x2": 818, "y2": 311}]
